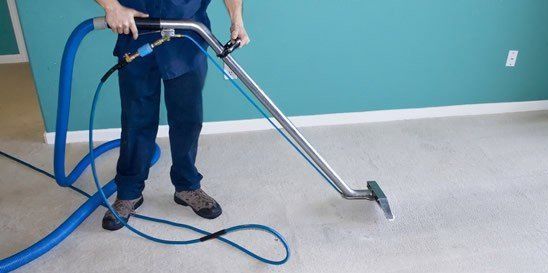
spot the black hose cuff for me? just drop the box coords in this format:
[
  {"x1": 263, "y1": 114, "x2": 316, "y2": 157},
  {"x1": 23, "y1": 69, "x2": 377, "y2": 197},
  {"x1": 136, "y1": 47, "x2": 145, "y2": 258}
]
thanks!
[{"x1": 199, "y1": 229, "x2": 227, "y2": 242}]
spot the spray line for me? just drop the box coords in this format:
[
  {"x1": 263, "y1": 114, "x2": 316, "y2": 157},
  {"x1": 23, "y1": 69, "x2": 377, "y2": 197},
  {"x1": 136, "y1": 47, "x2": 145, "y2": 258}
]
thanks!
[
  {"x1": 89, "y1": 58, "x2": 290, "y2": 265},
  {"x1": 0, "y1": 31, "x2": 351, "y2": 270},
  {"x1": 87, "y1": 34, "x2": 349, "y2": 265}
]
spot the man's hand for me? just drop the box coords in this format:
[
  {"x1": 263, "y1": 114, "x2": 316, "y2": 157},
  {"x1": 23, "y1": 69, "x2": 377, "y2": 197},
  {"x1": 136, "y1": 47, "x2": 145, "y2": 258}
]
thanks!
[
  {"x1": 230, "y1": 23, "x2": 250, "y2": 46},
  {"x1": 97, "y1": 0, "x2": 148, "y2": 40},
  {"x1": 224, "y1": 0, "x2": 250, "y2": 47}
]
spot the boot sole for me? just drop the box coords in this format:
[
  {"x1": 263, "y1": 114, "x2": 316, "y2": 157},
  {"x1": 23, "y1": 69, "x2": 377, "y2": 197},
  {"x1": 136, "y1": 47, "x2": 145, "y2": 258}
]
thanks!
[
  {"x1": 102, "y1": 197, "x2": 144, "y2": 231},
  {"x1": 173, "y1": 195, "x2": 222, "y2": 220}
]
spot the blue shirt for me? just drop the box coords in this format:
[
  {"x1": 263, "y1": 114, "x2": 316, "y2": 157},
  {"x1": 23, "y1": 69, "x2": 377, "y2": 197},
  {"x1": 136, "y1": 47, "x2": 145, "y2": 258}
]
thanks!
[{"x1": 115, "y1": 0, "x2": 212, "y2": 79}]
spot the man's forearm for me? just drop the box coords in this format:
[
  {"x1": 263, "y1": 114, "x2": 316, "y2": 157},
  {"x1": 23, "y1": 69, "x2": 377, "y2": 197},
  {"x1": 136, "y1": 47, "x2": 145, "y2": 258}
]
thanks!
[
  {"x1": 224, "y1": 0, "x2": 244, "y2": 25},
  {"x1": 223, "y1": 0, "x2": 249, "y2": 45},
  {"x1": 96, "y1": 0, "x2": 121, "y2": 11}
]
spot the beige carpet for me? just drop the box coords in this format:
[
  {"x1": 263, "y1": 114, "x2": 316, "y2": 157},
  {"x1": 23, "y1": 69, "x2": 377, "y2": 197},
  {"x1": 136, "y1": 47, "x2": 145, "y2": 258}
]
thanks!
[{"x1": 1, "y1": 63, "x2": 548, "y2": 272}]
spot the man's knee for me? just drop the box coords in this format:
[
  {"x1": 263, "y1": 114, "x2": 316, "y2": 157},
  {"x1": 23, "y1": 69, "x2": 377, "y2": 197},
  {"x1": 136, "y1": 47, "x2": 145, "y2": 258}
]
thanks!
[
  {"x1": 124, "y1": 116, "x2": 159, "y2": 130},
  {"x1": 123, "y1": 103, "x2": 160, "y2": 131},
  {"x1": 182, "y1": 120, "x2": 203, "y2": 133},
  {"x1": 170, "y1": 120, "x2": 202, "y2": 134}
]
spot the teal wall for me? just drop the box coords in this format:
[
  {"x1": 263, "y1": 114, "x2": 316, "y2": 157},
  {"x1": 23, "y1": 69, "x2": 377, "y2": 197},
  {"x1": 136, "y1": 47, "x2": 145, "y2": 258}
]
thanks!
[
  {"x1": 17, "y1": 0, "x2": 548, "y2": 133},
  {"x1": 0, "y1": 0, "x2": 19, "y2": 55}
]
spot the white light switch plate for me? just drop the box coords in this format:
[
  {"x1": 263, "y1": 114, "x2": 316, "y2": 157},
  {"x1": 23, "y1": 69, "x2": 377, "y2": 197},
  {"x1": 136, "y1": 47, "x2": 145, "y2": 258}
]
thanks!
[
  {"x1": 223, "y1": 63, "x2": 238, "y2": 80},
  {"x1": 506, "y1": 50, "x2": 519, "y2": 67}
]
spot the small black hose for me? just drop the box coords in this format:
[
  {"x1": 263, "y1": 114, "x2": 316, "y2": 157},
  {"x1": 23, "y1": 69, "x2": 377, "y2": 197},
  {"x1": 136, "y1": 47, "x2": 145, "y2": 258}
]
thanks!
[{"x1": 100, "y1": 61, "x2": 128, "y2": 83}]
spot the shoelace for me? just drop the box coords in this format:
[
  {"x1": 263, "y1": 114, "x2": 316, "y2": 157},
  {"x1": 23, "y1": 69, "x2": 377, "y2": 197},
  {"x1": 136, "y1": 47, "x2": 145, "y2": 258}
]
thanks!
[
  {"x1": 108, "y1": 200, "x2": 137, "y2": 217},
  {"x1": 181, "y1": 190, "x2": 215, "y2": 209}
]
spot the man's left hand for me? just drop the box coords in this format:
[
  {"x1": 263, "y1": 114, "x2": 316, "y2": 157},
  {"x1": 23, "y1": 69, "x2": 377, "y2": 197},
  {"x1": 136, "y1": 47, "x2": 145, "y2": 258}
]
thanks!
[{"x1": 230, "y1": 23, "x2": 250, "y2": 47}]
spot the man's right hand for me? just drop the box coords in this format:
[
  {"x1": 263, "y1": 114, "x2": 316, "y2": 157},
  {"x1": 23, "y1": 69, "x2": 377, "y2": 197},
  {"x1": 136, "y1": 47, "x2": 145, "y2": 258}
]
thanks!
[{"x1": 100, "y1": 1, "x2": 148, "y2": 40}]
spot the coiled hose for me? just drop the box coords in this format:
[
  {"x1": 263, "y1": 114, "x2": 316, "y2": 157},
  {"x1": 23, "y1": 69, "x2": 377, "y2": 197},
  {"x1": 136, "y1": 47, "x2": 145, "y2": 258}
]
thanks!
[{"x1": 0, "y1": 19, "x2": 288, "y2": 272}]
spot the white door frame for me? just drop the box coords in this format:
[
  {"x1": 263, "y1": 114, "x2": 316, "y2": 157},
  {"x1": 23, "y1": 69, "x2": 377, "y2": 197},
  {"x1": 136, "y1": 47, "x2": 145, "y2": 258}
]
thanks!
[{"x1": 0, "y1": 0, "x2": 28, "y2": 64}]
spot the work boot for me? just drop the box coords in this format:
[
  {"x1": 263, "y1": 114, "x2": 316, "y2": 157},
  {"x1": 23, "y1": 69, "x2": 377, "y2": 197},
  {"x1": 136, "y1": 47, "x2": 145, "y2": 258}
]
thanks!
[
  {"x1": 102, "y1": 196, "x2": 144, "y2": 231},
  {"x1": 174, "y1": 189, "x2": 222, "y2": 219}
]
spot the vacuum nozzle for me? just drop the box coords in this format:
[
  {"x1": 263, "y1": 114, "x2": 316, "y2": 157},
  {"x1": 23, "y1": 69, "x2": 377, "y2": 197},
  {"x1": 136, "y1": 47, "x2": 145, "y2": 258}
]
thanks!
[{"x1": 367, "y1": 181, "x2": 394, "y2": 220}]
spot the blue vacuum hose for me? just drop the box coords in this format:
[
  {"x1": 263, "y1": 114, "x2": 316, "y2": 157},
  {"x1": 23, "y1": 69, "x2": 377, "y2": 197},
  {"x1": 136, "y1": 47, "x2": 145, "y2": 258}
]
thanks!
[{"x1": 0, "y1": 19, "x2": 288, "y2": 272}]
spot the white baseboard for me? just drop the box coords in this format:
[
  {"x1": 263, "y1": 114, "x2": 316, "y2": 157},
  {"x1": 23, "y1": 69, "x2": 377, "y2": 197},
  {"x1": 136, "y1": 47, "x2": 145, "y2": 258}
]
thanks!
[{"x1": 43, "y1": 100, "x2": 548, "y2": 144}]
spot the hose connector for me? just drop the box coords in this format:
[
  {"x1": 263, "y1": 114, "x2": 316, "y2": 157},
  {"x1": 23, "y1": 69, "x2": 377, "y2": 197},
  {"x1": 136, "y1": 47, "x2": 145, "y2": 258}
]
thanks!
[{"x1": 103, "y1": 35, "x2": 184, "y2": 83}]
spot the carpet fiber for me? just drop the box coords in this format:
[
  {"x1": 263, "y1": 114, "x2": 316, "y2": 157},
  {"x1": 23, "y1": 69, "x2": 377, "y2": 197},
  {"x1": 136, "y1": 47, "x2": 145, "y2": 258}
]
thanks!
[{"x1": 1, "y1": 64, "x2": 548, "y2": 273}]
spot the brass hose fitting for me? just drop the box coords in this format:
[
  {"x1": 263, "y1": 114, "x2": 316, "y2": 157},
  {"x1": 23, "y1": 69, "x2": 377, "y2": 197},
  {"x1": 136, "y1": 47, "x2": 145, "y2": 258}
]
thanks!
[{"x1": 123, "y1": 34, "x2": 184, "y2": 64}]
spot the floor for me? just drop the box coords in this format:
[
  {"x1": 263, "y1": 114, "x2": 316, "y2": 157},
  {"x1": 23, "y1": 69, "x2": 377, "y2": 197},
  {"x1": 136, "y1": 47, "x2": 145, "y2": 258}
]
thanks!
[{"x1": 1, "y1": 63, "x2": 548, "y2": 273}]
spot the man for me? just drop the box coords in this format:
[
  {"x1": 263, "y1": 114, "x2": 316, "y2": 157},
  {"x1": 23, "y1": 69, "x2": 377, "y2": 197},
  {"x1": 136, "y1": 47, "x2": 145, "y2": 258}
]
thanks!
[{"x1": 95, "y1": 0, "x2": 250, "y2": 230}]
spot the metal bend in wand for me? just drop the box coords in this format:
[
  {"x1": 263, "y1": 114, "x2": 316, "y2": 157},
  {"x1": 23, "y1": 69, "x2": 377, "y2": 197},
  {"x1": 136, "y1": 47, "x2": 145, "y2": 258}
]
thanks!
[{"x1": 92, "y1": 17, "x2": 394, "y2": 220}]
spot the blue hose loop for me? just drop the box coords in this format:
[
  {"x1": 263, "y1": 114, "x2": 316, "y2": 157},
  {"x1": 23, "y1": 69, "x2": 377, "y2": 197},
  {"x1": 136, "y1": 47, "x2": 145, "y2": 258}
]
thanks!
[
  {"x1": 54, "y1": 18, "x2": 95, "y2": 186},
  {"x1": 0, "y1": 152, "x2": 160, "y2": 272},
  {"x1": 0, "y1": 182, "x2": 115, "y2": 273},
  {"x1": 0, "y1": 148, "x2": 158, "y2": 272},
  {"x1": 0, "y1": 19, "x2": 160, "y2": 272},
  {"x1": 53, "y1": 19, "x2": 161, "y2": 187}
]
